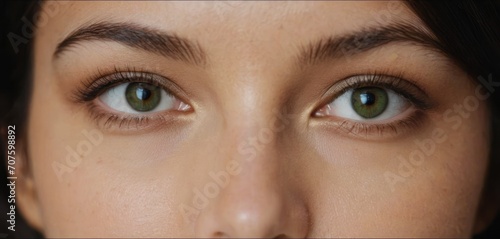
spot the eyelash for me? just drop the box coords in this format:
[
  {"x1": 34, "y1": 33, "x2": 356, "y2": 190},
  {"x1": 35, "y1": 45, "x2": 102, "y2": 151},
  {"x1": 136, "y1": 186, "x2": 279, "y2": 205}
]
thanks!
[
  {"x1": 313, "y1": 73, "x2": 434, "y2": 138},
  {"x1": 74, "y1": 68, "x2": 433, "y2": 136},
  {"x1": 74, "y1": 67, "x2": 172, "y2": 101},
  {"x1": 72, "y1": 67, "x2": 186, "y2": 130},
  {"x1": 324, "y1": 111, "x2": 426, "y2": 139}
]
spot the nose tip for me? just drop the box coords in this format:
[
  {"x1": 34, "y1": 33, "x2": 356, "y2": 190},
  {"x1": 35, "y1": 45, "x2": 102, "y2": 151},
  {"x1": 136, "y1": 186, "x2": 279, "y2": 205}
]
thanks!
[
  {"x1": 191, "y1": 152, "x2": 309, "y2": 237},
  {"x1": 225, "y1": 195, "x2": 283, "y2": 237},
  {"x1": 192, "y1": 152, "x2": 310, "y2": 238},
  {"x1": 195, "y1": 186, "x2": 304, "y2": 238}
]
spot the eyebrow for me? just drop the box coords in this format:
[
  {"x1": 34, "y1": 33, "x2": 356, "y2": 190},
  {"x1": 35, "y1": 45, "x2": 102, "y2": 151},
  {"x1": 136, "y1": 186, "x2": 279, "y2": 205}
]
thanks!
[
  {"x1": 54, "y1": 21, "x2": 207, "y2": 66},
  {"x1": 54, "y1": 21, "x2": 442, "y2": 68},
  {"x1": 298, "y1": 22, "x2": 445, "y2": 66}
]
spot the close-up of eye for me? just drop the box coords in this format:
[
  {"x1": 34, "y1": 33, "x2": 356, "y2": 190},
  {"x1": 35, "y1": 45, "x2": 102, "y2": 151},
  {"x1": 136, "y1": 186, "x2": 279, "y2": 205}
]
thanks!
[
  {"x1": 99, "y1": 82, "x2": 190, "y2": 114},
  {"x1": 72, "y1": 71, "x2": 192, "y2": 129},
  {"x1": 1, "y1": 1, "x2": 500, "y2": 238},
  {"x1": 315, "y1": 86, "x2": 411, "y2": 121},
  {"x1": 312, "y1": 75, "x2": 432, "y2": 137}
]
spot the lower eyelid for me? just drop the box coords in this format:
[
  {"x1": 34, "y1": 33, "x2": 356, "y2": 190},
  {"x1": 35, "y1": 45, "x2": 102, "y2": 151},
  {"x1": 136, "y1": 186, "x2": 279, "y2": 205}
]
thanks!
[
  {"x1": 322, "y1": 105, "x2": 417, "y2": 125},
  {"x1": 313, "y1": 109, "x2": 427, "y2": 140},
  {"x1": 82, "y1": 100, "x2": 186, "y2": 133},
  {"x1": 90, "y1": 92, "x2": 195, "y2": 131}
]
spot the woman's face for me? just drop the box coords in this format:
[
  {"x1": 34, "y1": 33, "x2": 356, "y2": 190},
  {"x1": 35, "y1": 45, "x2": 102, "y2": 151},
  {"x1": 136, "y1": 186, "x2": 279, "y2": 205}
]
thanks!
[{"x1": 21, "y1": 1, "x2": 492, "y2": 237}]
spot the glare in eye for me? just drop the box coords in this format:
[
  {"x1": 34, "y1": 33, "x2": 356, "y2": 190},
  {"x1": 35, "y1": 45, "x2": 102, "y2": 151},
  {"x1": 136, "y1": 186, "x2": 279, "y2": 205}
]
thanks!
[
  {"x1": 99, "y1": 83, "x2": 190, "y2": 114},
  {"x1": 315, "y1": 86, "x2": 411, "y2": 121}
]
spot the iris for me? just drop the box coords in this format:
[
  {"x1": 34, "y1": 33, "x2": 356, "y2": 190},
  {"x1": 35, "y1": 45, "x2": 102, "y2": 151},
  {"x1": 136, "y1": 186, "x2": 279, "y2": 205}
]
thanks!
[
  {"x1": 125, "y1": 83, "x2": 161, "y2": 112},
  {"x1": 351, "y1": 87, "x2": 388, "y2": 118}
]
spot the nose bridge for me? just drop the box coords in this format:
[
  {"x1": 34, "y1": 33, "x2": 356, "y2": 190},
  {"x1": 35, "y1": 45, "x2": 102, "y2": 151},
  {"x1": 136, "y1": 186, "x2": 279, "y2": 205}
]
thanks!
[
  {"x1": 217, "y1": 95, "x2": 292, "y2": 194},
  {"x1": 189, "y1": 57, "x2": 309, "y2": 236},
  {"x1": 216, "y1": 73, "x2": 289, "y2": 166},
  {"x1": 218, "y1": 99, "x2": 284, "y2": 200},
  {"x1": 191, "y1": 100, "x2": 305, "y2": 237}
]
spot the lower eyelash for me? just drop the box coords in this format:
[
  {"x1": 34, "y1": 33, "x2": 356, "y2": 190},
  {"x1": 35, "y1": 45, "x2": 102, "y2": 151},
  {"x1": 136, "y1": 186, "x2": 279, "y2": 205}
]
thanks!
[
  {"x1": 83, "y1": 101, "x2": 169, "y2": 131},
  {"x1": 325, "y1": 110, "x2": 426, "y2": 139}
]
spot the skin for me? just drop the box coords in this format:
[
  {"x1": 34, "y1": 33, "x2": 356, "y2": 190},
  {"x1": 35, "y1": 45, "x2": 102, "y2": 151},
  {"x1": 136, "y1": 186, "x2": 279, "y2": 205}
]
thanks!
[{"x1": 16, "y1": 1, "x2": 495, "y2": 237}]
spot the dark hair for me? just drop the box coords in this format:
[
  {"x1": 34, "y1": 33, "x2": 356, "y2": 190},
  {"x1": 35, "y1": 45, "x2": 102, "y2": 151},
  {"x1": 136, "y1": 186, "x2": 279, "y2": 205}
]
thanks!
[
  {"x1": 406, "y1": 1, "x2": 500, "y2": 238},
  {"x1": 1, "y1": 0, "x2": 41, "y2": 237},
  {"x1": 1, "y1": 0, "x2": 499, "y2": 238}
]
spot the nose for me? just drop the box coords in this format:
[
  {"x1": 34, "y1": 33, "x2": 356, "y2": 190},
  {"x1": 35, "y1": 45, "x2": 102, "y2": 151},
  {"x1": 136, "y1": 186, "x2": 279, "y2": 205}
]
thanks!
[{"x1": 194, "y1": 125, "x2": 309, "y2": 238}]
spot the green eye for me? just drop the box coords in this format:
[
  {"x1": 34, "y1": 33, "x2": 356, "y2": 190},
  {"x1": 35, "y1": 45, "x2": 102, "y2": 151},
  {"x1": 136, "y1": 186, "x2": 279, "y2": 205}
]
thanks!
[
  {"x1": 125, "y1": 83, "x2": 162, "y2": 112},
  {"x1": 351, "y1": 87, "x2": 388, "y2": 118}
]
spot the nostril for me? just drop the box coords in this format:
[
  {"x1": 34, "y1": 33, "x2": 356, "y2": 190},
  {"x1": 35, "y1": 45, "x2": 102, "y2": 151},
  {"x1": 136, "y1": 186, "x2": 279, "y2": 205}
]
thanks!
[{"x1": 275, "y1": 233, "x2": 288, "y2": 238}]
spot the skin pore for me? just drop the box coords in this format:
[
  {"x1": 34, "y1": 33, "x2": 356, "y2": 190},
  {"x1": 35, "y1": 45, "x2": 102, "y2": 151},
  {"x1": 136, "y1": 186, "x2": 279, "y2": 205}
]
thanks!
[{"x1": 16, "y1": 1, "x2": 493, "y2": 237}]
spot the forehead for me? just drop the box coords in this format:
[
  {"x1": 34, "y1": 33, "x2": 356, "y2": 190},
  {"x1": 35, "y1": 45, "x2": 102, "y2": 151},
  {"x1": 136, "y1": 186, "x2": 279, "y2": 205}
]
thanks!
[{"x1": 38, "y1": 1, "x2": 420, "y2": 52}]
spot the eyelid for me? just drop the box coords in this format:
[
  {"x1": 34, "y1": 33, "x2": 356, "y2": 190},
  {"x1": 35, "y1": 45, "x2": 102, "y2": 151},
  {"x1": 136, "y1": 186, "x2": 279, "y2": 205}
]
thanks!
[
  {"x1": 70, "y1": 67, "x2": 194, "y2": 132},
  {"x1": 315, "y1": 74, "x2": 434, "y2": 114},
  {"x1": 73, "y1": 67, "x2": 192, "y2": 108},
  {"x1": 84, "y1": 101, "x2": 192, "y2": 133}
]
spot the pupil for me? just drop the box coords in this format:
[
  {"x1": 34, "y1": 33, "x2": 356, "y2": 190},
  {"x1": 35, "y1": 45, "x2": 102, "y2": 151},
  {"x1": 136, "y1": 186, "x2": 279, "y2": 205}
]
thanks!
[
  {"x1": 136, "y1": 87, "x2": 151, "y2": 101},
  {"x1": 360, "y1": 92, "x2": 375, "y2": 105}
]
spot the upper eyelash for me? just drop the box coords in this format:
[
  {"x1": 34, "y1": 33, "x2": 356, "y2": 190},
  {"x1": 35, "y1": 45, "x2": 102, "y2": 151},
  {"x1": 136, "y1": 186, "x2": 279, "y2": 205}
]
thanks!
[
  {"x1": 321, "y1": 73, "x2": 434, "y2": 111},
  {"x1": 71, "y1": 66, "x2": 174, "y2": 103}
]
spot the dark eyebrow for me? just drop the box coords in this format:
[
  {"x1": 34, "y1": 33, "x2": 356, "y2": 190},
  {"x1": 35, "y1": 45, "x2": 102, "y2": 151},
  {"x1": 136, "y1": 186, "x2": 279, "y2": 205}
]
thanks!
[
  {"x1": 298, "y1": 22, "x2": 444, "y2": 66},
  {"x1": 54, "y1": 21, "x2": 207, "y2": 66}
]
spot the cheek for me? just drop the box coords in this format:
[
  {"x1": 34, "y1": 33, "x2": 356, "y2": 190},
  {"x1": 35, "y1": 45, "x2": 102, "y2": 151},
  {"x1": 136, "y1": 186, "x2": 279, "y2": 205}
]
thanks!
[
  {"x1": 27, "y1": 93, "x2": 188, "y2": 237},
  {"x1": 305, "y1": 104, "x2": 490, "y2": 237},
  {"x1": 29, "y1": 135, "x2": 188, "y2": 237},
  {"x1": 26, "y1": 74, "x2": 222, "y2": 237},
  {"x1": 51, "y1": 173, "x2": 182, "y2": 237}
]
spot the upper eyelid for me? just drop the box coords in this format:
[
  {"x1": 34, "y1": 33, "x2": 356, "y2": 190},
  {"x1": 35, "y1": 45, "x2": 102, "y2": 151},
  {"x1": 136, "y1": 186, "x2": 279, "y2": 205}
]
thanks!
[
  {"x1": 324, "y1": 74, "x2": 426, "y2": 98},
  {"x1": 317, "y1": 74, "x2": 433, "y2": 111},
  {"x1": 74, "y1": 70, "x2": 191, "y2": 105}
]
